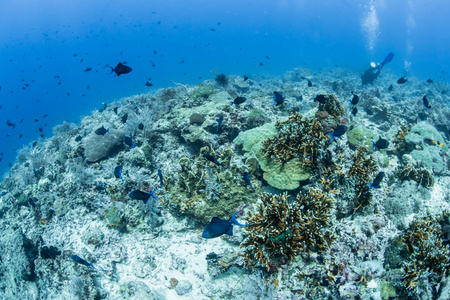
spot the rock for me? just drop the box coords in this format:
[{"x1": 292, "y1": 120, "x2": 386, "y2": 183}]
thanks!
[
  {"x1": 189, "y1": 113, "x2": 205, "y2": 125},
  {"x1": 233, "y1": 76, "x2": 250, "y2": 92},
  {"x1": 175, "y1": 280, "x2": 192, "y2": 296},
  {"x1": 83, "y1": 126, "x2": 123, "y2": 162},
  {"x1": 410, "y1": 147, "x2": 446, "y2": 174},
  {"x1": 120, "y1": 281, "x2": 164, "y2": 300}
]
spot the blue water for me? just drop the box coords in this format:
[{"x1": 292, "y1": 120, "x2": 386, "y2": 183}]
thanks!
[{"x1": 1, "y1": 0, "x2": 449, "y2": 177}]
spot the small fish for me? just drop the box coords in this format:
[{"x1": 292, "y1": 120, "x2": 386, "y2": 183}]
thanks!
[
  {"x1": 243, "y1": 75, "x2": 248, "y2": 81},
  {"x1": 6, "y1": 120, "x2": 15, "y2": 128},
  {"x1": 202, "y1": 210, "x2": 252, "y2": 239},
  {"x1": 216, "y1": 115, "x2": 223, "y2": 133},
  {"x1": 327, "y1": 125, "x2": 347, "y2": 143},
  {"x1": 364, "y1": 171, "x2": 385, "y2": 194},
  {"x1": 307, "y1": 80, "x2": 312, "y2": 87},
  {"x1": 231, "y1": 97, "x2": 246, "y2": 105},
  {"x1": 351, "y1": 107, "x2": 358, "y2": 116},
  {"x1": 388, "y1": 85, "x2": 393, "y2": 91},
  {"x1": 123, "y1": 136, "x2": 134, "y2": 148},
  {"x1": 95, "y1": 126, "x2": 109, "y2": 135},
  {"x1": 314, "y1": 94, "x2": 327, "y2": 104},
  {"x1": 273, "y1": 91, "x2": 284, "y2": 106},
  {"x1": 75, "y1": 136, "x2": 82, "y2": 142},
  {"x1": 110, "y1": 62, "x2": 132, "y2": 76},
  {"x1": 158, "y1": 169, "x2": 164, "y2": 188},
  {"x1": 138, "y1": 123, "x2": 144, "y2": 130},
  {"x1": 265, "y1": 55, "x2": 270, "y2": 60},
  {"x1": 38, "y1": 127, "x2": 43, "y2": 132},
  {"x1": 114, "y1": 166, "x2": 124, "y2": 180},
  {"x1": 426, "y1": 78, "x2": 433, "y2": 83},
  {"x1": 397, "y1": 77, "x2": 407, "y2": 84},
  {"x1": 349, "y1": 91, "x2": 359, "y2": 105},
  {"x1": 28, "y1": 197, "x2": 37, "y2": 208},
  {"x1": 71, "y1": 255, "x2": 106, "y2": 272},
  {"x1": 259, "y1": 62, "x2": 263, "y2": 66},
  {"x1": 242, "y1": 172, "x2": 254, "y2": 189},
  {"x1": 145, "y1": 81, "x2": 153, "y2": 87},
  {"x1": 121, "y1": 113, "x2": 128, "y2": 124},
  {"x1": 43, "y1": 114, "x2": 48, "y2": 118},
  {"x1": 203, "y1": 153, "x2": 224, "y2": 167},
  {"x1": 422, "y1": 95, "x2": 431, "y2": 109},
  {"x1": 84, "y1": 67, "x2": 92, "y2": 72},
  {"x1": 19, "y1": 134, "x2": 23, "y2": 138},
  {"x1": 129, "y1": 189, "x2": 163, "y2": 204},
  {"x1": 113, "y1": 107, "x2": 118, "y2": 114},
  {"x1": 34, "y1": 119, "x2": 39, "y2": 122},
  {"x1": 371, "y1": 137, "x2": 389, "y2": 150},
  {"x1": 209, "y1": 28, "x2": 216, "y2": 32}
]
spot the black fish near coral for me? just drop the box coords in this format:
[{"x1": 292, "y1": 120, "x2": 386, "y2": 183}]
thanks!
[
  {"x1": 95, "y1": 126, "x2": 109, "y2": 135},
  {"x1": 351, "y1": 107, "x2": 358, "y2": 116},
  {"x1": 71, "y1": 255, "x2": 106, "y2": 272},
  {"x1": 273, "y1": 91, "x2": 284, "y2": 106},
  {"x1": 371, "y1": 137, "x2": 389, "y2": 150},
  {"x1": 110, "y1": 62, "x2": 132, "y2": 76},
  {"x1": 388, "y1": 85, "x2": 393, "y2": 91},
  {"x1": 397, "y1": 77, "x2": 407, "y2": 84},
  {"x1": 158, "y1": 169, "x2": 164, "y2": 188},
  {"x1": 138, "y1": 123, "x2": 144, "y2": 130},
  {"x1": 314, "y1": 94, "x2": 327, "y2": 104},
  {"x1": 327, "y1": 125, "x2": 347, "y2": 143},
  {"x1": 349, "y1": 91, "x2": 359, "y2": 105},
  {"x1": 216, "y1": 115, "x2": 223, "y2": 133},
  {"x1": 365, "y1": 171, "x2": 385, "y2": 194},
  {"x1": 121, "y1": 113, "x2": 128, "y2": 124},
  {"x1": 203, "y1": 153, "x2": 224, "y2": 167},
  {"x1": 426, "y1": 78, "x2": 433, "y2": 83},
  {"x1": 231, "y1": 97, "x2": 246, "y2": 105},
  {"x1": 242, "y1": 172, "x2": 254, "y2": 189},
  {"x1": 114, "y1": 166, "x2": 124, "y2": 180},
  {"x1": 422, "y1": 95, "x2": 431, "y2": 109},
  {"x1": 202, "y1": 210, "x2": 251, "y2": 239},
  {"x1": 123, "y1": 136, "x2": 134, "y2": 148},
  {"x1": 129, "y1": 189, "x2": 163, "y2": 204},
  {"x1": 307, "y1": 80, "x2": 312, "y2": 87}
]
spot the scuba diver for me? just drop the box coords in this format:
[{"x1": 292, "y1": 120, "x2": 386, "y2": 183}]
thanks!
[{"x1": 361, "y1": 52, "x2": 394, "y2": 85}]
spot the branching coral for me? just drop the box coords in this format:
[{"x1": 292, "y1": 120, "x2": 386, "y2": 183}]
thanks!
[
  {"x1": 397, "y1": 164, "x2": 434, "y2": 188},
  {"x1": 347, "y1": 147, "x2": 378, "y2": 211},
  {"x1": 240, "y1": 191, "x2": 335, "y2": 271},
  {"x1": 392, "y1": 124, "x2": 412, "y2": 151},
  {"x1": 261, "y1": 113, "x2": 326, "y2": 170},
  {"x1": 401, "y1": 211, "x2": 450, "y2": 291}
]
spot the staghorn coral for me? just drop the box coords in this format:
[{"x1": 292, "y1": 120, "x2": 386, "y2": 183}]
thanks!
[
  {"x1": 240, "y1": 191, "x2": 335, "y2": 271},
  {"x1": 401, "y1": 211, "x2": 450, "y2": 292},
  {"x1": 347, "y1": 147, "x2": 378, "y2": 211},
  {"x1": 261, "y1": 113, "x2": 326, "y2": 170},
  {"x1": 392, "y1": 124, "x2": 412, "y2": 151},
  {"x1": 397, "y1": 164, "x2": 434, "y2": 188}
]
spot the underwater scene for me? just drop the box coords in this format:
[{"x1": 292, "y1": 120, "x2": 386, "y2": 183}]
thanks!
[{"x1": 1, "y1": 0, "x2": 450, "y2": 299}]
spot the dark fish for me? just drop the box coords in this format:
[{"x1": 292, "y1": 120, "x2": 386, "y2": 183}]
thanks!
[
  {"x1": 95, "y1": 126, "x2": 109, "y2": 135},
  {"x1": 158, "y1": 169, "x2": 164, "y2": 188},
  {"x1": 231, "y1": 97, "x2": 246, "y2": 105},
  {"x1": 114, "y1": 166, "x2": 124, "y2": 180},
  {"x1": 71, "y1": 255, "x2": 106, "y2": 272},
  {"x1": 138, "y1": 123, "x2": 144, "y2": 130},
  {"x1": 40, "y1": 134, "x2": 44, "y2": 138},
  {"x1": 20, "y1": 118, "x2": 23, "y2": 123},
  {"x1": 422, "y1": 95, "x2": 431, "y2": 109},
  {"x1": 179, "y1": 60, "x2": 184, "y2": 64},
  {"x1": 349, "y1": 91, "x2": 359, "y2": 105},
  {"x1": 202, "y1": 210, "x2": 251, "y2": 239},
  {"x1": 426, "y1": 78, "x2": 433, "y2": 83},
  {"x1": 242, "y1": 172, "x2": 254, "y2": 189},
  {"x1": 84, "y1": 67, "x2": 92, "y2": 72},
  {"x1": 121, "y1": 113, "x2": 128, "y2": 124},
  {"x1": 123, "y1": 136, "x2": 134, "y2": 148},
  {"x1": 388, "y1": 85, "x2": 393, "y2": 91},
  {"x1": 243, "y1": 75, "x2": 248, "y2": 81},
  {"x1": 216, "y1": 115, "x2": 223, "y2": 133},
  {"x1": 19, "y1": 134, "x2": 23, "y2": 138},
  {"x1": 110, "y1": 62, "x2": 132, "y2": 76},
  {"x1": 129, "y1": 189, "x2": 163, "y2": 204},
  {"x1": 307, "y1": 80, "x2": 312, "y2": 87},
  {"x1": 38, "y1": 127, "x2": 43, "y2": 132},
  {"x1": 327, "y1": 125, "x2": 347, "y2": 143},
  {"x1": 6, "y1": 120, "x2": 15, "y2": 128},
  {"x1": 209, "y1": 28, "x2": 216, "y2": 32},
  {"x1": 259, "y1": 62, "x2": 263, "y2": 66},
  {"x1": 314, "y1": 94, "x2": 327, "y2": 104},
  {"x1": 351, "y1": 107, "x2": 358, "y2": 116},
  {"x1": 273, "y1": 91, "x2": 284, "y2": 106},
  {"x1": 364, "y1": 171, "x2": 385, "y2": 194},
  {"x1": 265, "y1": 56, "x2": 270, "y2": 60},
  {"x1": 113, "y1": 107, "x2": 118, "y2": 114},
  {"x1": 28, "y1": 197, "x2": 37, "y2": 208},
  {"x1": 145, "y1": 81, "x2": 153, "y2": 87},
  {"x1": 34, "y1": 119, "x2": 39, "y2": 122},
  {"x1": 75, "y1": 136, "x2": 82, "y2": 142},
  {"x1": 371, "y1": 137, "x2": 389, "y2": 150},
  {"x1": 397, "y1": 77, "x2": 407, "y2": 84},
  {"x1": 43, "y1": 114, "x2": 48, "y2": 118},
  {"x1": 203, "y1": 153, "x2": 224, "y2": 167}
]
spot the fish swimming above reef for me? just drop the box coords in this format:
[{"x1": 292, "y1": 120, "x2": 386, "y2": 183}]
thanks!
[
  {"x1": 397, "y1": 77, "x2": 407, "y2": 84},
  {"x1": 388, "y1": 85, "x2": 393, "y2": 91},
  {"x1": 145, "y1": 81, "x2": 153, "y2": 87},
  {"x1": 95, "y1": 126, "x2": 109, "y2": 135},
  {"x1": 307, "y1": 80, "x2": 312, "y2": 87},
  {"x1": 242, "y1": 172, "x2": 254, "y2": 189},
  {"x1": 349, "y1": 91, "x2": 359, "y2": 105},
  {"x1": 231, "y1": 97, "x2": 246, "y2": 105},
  {"x1": 243, "y1": 75, "x2": 248, "y2": 81},
  {"x1": 110, "y1": 62, "x2": 132, "y2": 76},
  {"x1": 314, "y1": 94, "x2": 327, "y2": 104},
  {"x1": 71, "y1": 255, "x2": 107, "y2": 272},
  {"x1": 84, "y1": 67, "x2": 92, "y2": 72},
  {"x1": 158, "y1": 169, "x2": 164, "y2": 188},
  {"x1": 427, "y1": 78, "x2": 433, "y2": 83},
  {"x1": 273, "y1": 91, "x2": 284, "y2": 106},
  {"x1": 202, "y1": 210, "x2": 252, "y2": 239},
  {"x1": 114, "y1": 166, "x2": 124, "y2": 180},
  {"x1": 28, "y1": 197, "x2": 37, "y2": 208},
  {"x1": 422, "y1": 95, "x2": 431, "y2": 109},
  {"x1": 121, "y1": 113, "x2": 128, "y2": 124},
  {"x1": 129, "y1": 189, "x2": 163, "y2": 204},
  {"x1": 123, "y1": 136, "x2": 134, "y2": 148},
  {"x1": 327, "y1": 125, "x2": 347, "y2": 143},
  {"x1": 138, "y1": 123, "x2": 144, "y2": 130},
  {"x1": 365, "y1": 171, "x2": 385, "y2": 194},
  {"x1": 214, "y1": 115, "x2": 223, "y2": 133},
  {"x1": 351, "y1": 107, "x2": 358, "y2": 116},
  {"x1": 6, "y1": 120, "x2": 15, "y2": 128},
  {"x1": 203, "y1": 153, "x2": 224, "y2": 167},
  {"x1": 371, "y1": 137, "x2": 389, "y2": 150}
]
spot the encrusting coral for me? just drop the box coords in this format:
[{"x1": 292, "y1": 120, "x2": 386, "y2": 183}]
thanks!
[
  {"x1": 240, "y1": 191, "x2": 335, "y2": 271},
  {"x1": 397, "y1": 164, "x2": 434, "y2": 188}
]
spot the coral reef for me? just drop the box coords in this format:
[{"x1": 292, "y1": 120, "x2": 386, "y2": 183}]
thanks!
[
  {"x1": 392, "y1": 124, "x2": 411, "y2": 151},
  {"x1": 397, "y1": 164, "x2": 435, "y2": 188},
  {"x1": 215, "y1": 73, "x2": 229, "y2": 87},
  {"x1": 240, "y1": 191, "x2": 335, "y2": 270}
]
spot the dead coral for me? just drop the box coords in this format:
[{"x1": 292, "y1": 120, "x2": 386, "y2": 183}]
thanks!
[
  {"x1": 347, "y1": 147, "x2": 378, "y2": 211},
  {"x1": 240, "y1": 191, "x2": 335, "y2": 271},
  {"x1": 261, "y1": 113, "x2": 326, "y2": 169},
  {"x1": 397, "y1": 164, "x2": 434, "y2": 188},
  {"x1": 402, "y1": 211, "x2": 450, "y2": 291}
]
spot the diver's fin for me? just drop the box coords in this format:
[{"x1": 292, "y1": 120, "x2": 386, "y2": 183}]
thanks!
[{"x1": 381, "y1": 52, "x2": 394, "y2": 68}]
